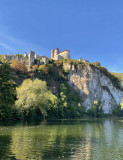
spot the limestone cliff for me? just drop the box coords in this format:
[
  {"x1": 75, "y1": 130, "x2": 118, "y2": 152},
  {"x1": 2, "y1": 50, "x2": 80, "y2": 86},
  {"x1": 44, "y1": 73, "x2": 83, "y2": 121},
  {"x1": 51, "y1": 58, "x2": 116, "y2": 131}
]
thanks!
[{"x1": 64, "y1": 63, "x2": 123, "y2": 113}]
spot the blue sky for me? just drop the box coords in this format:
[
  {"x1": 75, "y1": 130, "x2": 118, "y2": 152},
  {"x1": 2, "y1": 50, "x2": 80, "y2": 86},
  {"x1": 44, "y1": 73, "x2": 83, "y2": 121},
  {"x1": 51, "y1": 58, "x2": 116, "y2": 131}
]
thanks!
[{"x1": 0, "y1": 0, "x2": 123, "y2": 72}]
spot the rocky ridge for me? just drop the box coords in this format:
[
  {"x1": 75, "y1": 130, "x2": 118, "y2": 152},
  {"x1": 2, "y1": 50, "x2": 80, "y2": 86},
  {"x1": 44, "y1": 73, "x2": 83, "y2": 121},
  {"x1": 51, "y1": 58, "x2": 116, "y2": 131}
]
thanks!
[{"x1": 64, "y1": 63, "x2": 123, "y2": 113}]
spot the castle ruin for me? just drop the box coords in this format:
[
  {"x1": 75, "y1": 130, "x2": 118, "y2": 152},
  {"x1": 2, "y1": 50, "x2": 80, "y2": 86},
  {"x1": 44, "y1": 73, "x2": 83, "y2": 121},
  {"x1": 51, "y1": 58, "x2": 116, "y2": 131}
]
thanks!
[
  {"x1": 3, "y1": 48, "x2": 89, "y2": 69},
  {"x1": 28, "y1": 51, "x2": 35, "y2": 68},
  {"x1": 51, "y1": 48, "x2": 70, "y2": 60},
  {"x1": 4, "y1": 50, "x2": 49, "y2": 68},
  {"x1": 25, "y1": 51, "x2": 49, "y2": 68}
]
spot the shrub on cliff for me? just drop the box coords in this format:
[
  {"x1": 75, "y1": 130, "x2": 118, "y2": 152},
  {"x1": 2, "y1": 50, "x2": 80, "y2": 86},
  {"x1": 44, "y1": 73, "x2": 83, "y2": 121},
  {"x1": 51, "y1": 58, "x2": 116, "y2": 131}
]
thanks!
[
  {"x1": 15, "y1": 79, "x2": 57, "y2": 119},
  {"x1": 93, "y1": 61, "x2": 101, "y2": 66},
  {"x1": 10, "y1": 61, "x2": 27, "y2": 74},
  {"x1": 38, "y1": 65, "x2": 49, "y2": 79}
]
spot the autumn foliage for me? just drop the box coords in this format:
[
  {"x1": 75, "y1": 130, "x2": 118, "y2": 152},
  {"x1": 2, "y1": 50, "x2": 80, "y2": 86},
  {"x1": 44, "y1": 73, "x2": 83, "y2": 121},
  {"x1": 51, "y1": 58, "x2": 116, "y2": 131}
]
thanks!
[
  {"x1": 10, "y1": 62, "x2": 27, "y2": 74},
  {"x1": 32, "y1": 64, "x2": 38, "y2": 72},
  {"x1": 38, "y1": 65, "x2": 49, "y2": 75}
]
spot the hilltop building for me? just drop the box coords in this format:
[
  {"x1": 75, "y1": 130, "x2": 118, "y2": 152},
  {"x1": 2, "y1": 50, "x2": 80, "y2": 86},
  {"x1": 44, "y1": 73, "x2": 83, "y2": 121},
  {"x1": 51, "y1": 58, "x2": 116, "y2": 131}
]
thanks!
[
  {"x1": 4, "y1": 54, "x2": 16, "y2": 61},
  {"x1": 4, "y1": 50, "x2": 49, "y2": 68},
  {"x1": 4, "y1": 54, "x2": 22, "y2": 61},
  {"x1": 51, "y1": 48, "x2": 70, "y2": 60},
  {"x1": 25, "y1": 51, "x2": 49, "y2": 68}
]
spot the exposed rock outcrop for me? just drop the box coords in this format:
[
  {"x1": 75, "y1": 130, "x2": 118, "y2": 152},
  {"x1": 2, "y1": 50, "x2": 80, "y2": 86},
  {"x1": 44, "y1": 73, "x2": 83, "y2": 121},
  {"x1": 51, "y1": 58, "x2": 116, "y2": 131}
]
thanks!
[{"x1": 64, "y1": 63, "x2": 123, "y2": 113}]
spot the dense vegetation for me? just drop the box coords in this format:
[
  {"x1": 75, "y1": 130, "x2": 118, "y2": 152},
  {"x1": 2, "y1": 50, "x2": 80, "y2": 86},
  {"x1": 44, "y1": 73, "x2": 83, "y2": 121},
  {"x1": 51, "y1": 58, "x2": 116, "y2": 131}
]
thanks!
[
  {"x1": 0, "y1": 59, "x2": 123, "y2": 120},
  {"x1": 87, "y1": 101, "x2": 104, "y2": 117},
  {"x1": 0, "y1": 63, "x2": 16, "y2": 120},
  {"x1": 0, "y1": 60, "x2": 85, "y2": 120}
]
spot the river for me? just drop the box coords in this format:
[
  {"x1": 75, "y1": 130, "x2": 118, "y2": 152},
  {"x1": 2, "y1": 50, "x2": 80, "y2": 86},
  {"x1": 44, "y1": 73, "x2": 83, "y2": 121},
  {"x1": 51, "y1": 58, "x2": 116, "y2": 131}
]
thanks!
[{"x1": 0, "y1": 118, "x2": 123, "y2": 160}]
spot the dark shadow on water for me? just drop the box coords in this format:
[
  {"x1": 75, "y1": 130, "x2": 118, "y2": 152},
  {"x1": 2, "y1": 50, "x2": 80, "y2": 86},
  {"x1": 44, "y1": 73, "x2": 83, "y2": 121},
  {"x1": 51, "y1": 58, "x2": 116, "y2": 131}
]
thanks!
[
  {"x1": 0, "y1": 117, "x2": 122, "y2": 127},
  {"x1": 0, "y1": 118, "x2": 43, "y2": 127}
]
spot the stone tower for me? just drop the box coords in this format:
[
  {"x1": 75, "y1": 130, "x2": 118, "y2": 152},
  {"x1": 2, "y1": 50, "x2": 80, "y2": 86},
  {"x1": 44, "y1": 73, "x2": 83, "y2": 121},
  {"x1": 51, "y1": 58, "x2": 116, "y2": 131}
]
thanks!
[
  {"x1": 54, "y1": 48, "x2": 59, "y2": 55},
  {"x1": 51, "y1": 48, "x2": 70, "y2": 60},
  {"x1": 28, "y1": 51, "x2": 35, "y2": 68}
]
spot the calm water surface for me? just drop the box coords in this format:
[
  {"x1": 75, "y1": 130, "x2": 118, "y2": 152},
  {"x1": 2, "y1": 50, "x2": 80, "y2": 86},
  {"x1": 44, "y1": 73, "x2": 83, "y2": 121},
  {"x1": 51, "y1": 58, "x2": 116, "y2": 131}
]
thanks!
[{"x1": 0, "y1": 118, "x2": 123, "y2": 160}]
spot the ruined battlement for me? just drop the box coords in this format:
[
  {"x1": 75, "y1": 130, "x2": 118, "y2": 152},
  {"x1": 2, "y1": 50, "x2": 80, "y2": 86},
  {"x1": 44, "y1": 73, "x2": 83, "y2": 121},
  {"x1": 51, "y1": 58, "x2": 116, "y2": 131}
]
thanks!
[
  {"x1": 4, "y1": 48, "x2": 89, "y2": 67},
  {"x1": 51, "y1": 48, "x2": 70, "y2": 60},
  {"x1": 4, "y1": 50, "x2": 49, "y2": 68}
]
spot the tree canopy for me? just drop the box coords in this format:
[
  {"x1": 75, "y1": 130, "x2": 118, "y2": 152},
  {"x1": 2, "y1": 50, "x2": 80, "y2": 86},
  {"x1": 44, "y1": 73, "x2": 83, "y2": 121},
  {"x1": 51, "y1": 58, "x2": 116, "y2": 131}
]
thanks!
[
  {"x1": 16, "y1": 79, "x2": 57, "y2": 118},
  {"x1": 0, "y1": 63, "x2": 16, "y2": 119}
]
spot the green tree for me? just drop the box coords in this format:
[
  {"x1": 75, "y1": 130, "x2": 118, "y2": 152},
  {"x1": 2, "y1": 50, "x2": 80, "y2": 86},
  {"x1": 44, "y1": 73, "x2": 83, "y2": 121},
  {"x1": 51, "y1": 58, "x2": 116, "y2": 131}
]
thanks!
[
  {"x1": 0, "y1": 63, "x2": 16, "y2": 120},
  {"x1": 57, "y1": 88, "x2": 68, "y2": 118},
  {"x1": 112, "y1": 104, "x2": 122, "y2": 116},
  {"x1": 15, "y1": 79, "x2": 57, "y2": 119},
  {"x1": 49, "y1": 82, "x2": 84, "y2": 118},
  {"x1": 87, "y1": 101, "x2": 103, "y2": 117},
  {"x1": 38, "y1": 65, "x2": 49, "y2": 79}
]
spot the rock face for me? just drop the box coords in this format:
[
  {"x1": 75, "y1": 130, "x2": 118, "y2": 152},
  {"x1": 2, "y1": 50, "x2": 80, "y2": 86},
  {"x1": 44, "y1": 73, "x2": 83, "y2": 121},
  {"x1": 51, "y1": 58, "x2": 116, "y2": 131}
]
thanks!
[{"x1": 64, "y1": 63, "x2": 123, "y2": 113}]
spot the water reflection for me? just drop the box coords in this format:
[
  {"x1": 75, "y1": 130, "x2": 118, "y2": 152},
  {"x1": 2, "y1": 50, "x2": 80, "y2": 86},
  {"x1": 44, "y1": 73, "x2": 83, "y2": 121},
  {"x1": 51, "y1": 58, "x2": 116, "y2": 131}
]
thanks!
[{"x1": 0, "y1": 118, "x2": 123, "y2": 159}]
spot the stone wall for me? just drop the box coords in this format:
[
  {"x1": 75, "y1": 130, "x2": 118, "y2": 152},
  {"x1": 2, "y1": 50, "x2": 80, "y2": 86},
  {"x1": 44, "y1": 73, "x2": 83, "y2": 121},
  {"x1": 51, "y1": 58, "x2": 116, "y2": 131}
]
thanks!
[
  {"x1": 4, "y1": 54, "x2": 16, "y2": 61},
  {"x1": 58, "y1": 50, "x2": 70, "y2": 59},
  {"x1": 4, "y1": 50, "x2": 49, "y2": 68}
]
